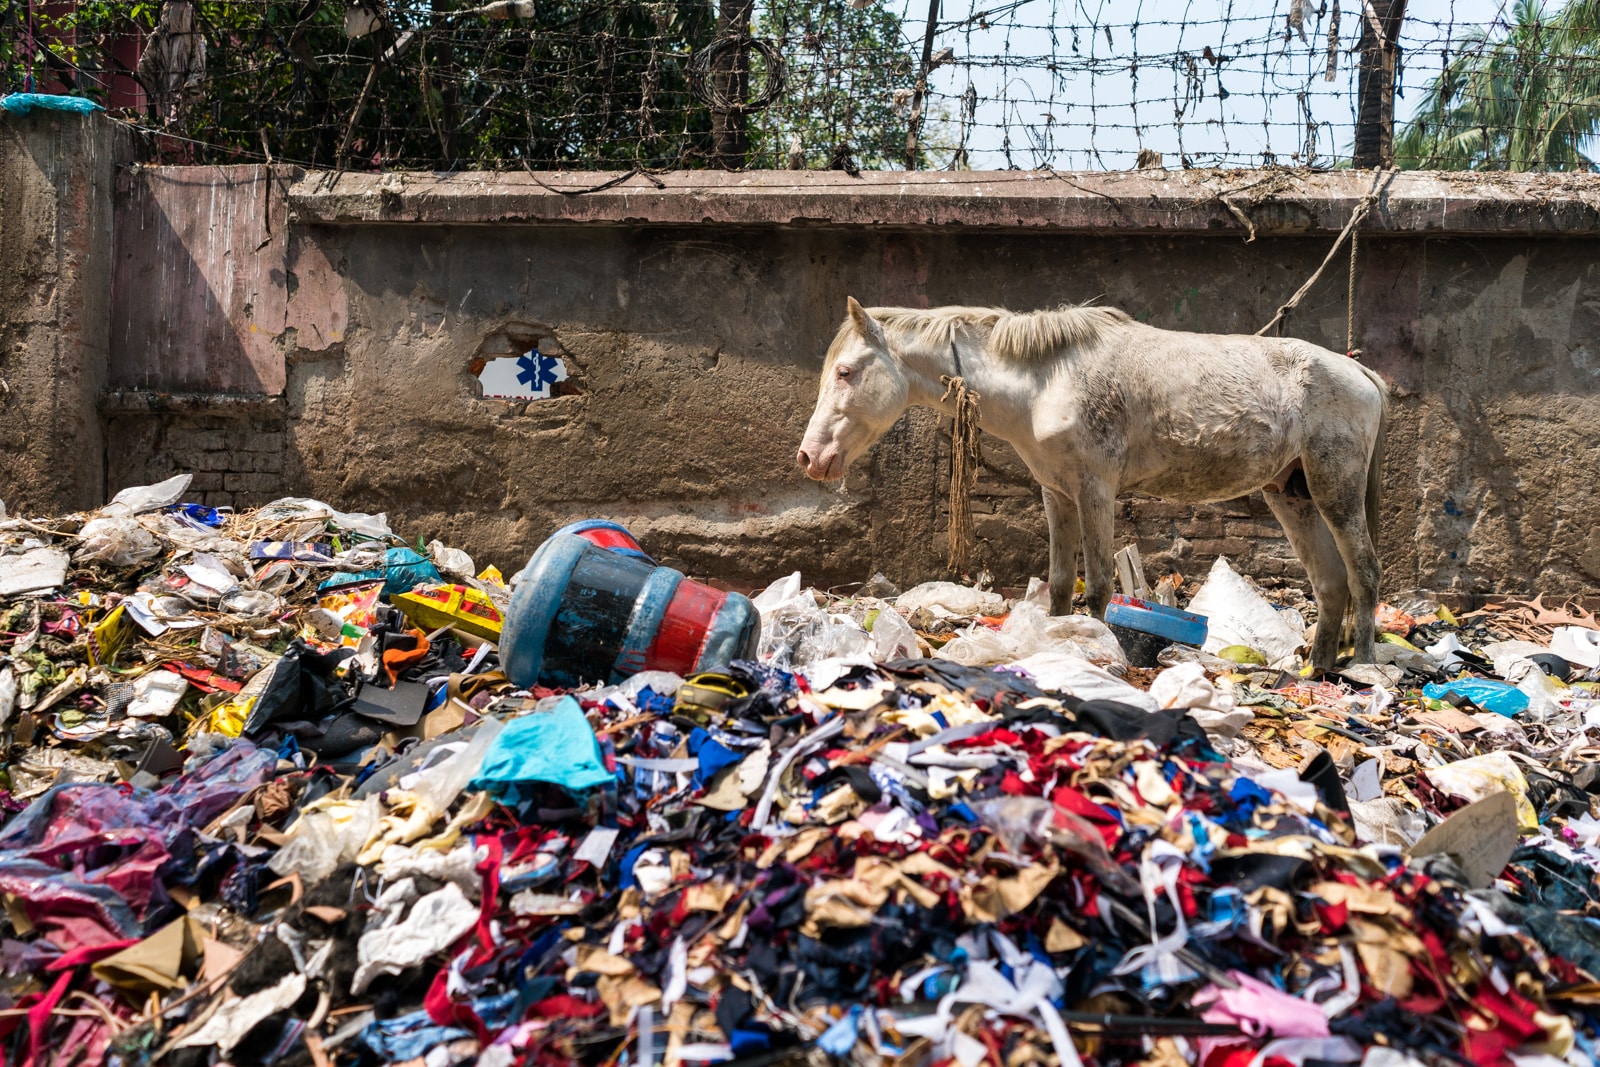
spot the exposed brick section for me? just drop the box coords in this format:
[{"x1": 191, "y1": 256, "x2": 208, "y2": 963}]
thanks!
[{"x1": 103, "y1": 409, "x2": 290, "y2": 512}]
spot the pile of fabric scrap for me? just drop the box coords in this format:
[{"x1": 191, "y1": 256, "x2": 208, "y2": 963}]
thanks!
[{"x1": 2, "y1": 476, "x2": 1600, "y2": 1067}]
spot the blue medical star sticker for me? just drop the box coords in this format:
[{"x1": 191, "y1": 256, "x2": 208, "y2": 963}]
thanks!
[{"x1": 514, "y1": 351, "x2": 561, "y2": 392}]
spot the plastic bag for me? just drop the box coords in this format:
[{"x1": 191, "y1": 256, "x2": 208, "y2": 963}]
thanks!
[
  {"x1": 100, "y1": 474, "x2": 192, "y2": 517},
  {"x1": 410, "y1": 715, "x2": 504, "y2": 815},
  {"x1": 972, "y1": 796, "x2": 1139, "y2": 895},
  {"x1": 1421, "y1": 751, "x2": 1537, "y2": 831},
  {"x1": 428, "y1": 540, "x2": 476, "y2": 581},
  {"x1": 0, "y1": 93, "x2": 104, "y2": 116},
  {"x1": 1551, "y1": 626, "x2": 1600, "y2": 670},
  {"x1": 1349, "y1": 797, "x2": 1427, "y2": 848},
  {"x1": 934, "y1": 625, "x2": 1013, "y2": 666},
  {"x1": 1389, "y1": 590, "x2": 1442, "y2": 618},
  {"x1": 258, "y1": 497, "x2": 393, "y2": 540},
  {"x1": 1009, "y1": 604, "x2": 1127, "y2": 667},
  {"x1": 751, "y1": 573, "x2": 871, "y2": 666},
  {"x1": 219, "y1": 589, "x2": 281, "y2": 618},
  {"x1": 1149, "y1": 662, "x2": 1231, "y2": 712},
  {"x1": 76, "y1": 517, "x2": 163, "y2": 566},
  {"x1": 1422, "y1": 678, "x2": 1529, "y2": 718},
  {"x1": 807, "y1": 615, "x2": 873, "y2": 663},
  {"x1": 751, "y1": 572, "x2": 813, "y2": 664},
  {"x1": 1156, "y1": 644, "x2": 1236, "y2": 672},
  {"x1": 938, "y1": 603, "x2": 1125, "y2": 668},
  {"x1": 1185, "y1": 557, "x2": 1304, "y2": 666},
  {"x1": 269, "y1": 795, "x2": 381, "y2": 883},
  {"x1": 896, "y1": 581, "x2": 1005, "y2": 618},
  {"x1": 0, "y1": 667, "x2": 15, "y2": 729},
  {"x1": 864, "y1": 601, "x2": 919, "y2": 661},
  {"x1": 0, "y1": 546, "x2": 70, "y2": 596}
]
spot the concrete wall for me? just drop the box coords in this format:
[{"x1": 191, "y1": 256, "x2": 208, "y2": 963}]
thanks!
[
  {"x1": 0, "y1": 110, "x2": 131, "y2": 515},
  {"x1": 11, "y1": 113, "x2": 1600, "y2": 598}
]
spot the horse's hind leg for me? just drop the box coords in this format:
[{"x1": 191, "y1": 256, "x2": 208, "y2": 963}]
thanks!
[
  {"x1": 1042, "y1": 487, "x2": 1081, "y2": 615},
  {"x1": 1262, "y1": 490, "x2": 1348, "y2": 669},
  {"x1": 1302, "y1": 451, "x2": 1380, "y2": 665}
]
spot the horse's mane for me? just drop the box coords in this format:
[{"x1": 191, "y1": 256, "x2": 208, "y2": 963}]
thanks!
[{"x1": 826, "y1": 304, "x2": 1133, "y2": 368}]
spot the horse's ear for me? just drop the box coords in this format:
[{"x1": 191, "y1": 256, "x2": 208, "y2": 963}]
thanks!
[{"x1": 847, "y1": 297, "x2": 888, "y2": 350}]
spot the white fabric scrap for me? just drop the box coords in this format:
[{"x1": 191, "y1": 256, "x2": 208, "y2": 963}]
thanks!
[
  {"x1": 175, "y1": 972, "x2": 307, "y2": 1054},
  {"x1": 352, "y1": 882, "x2": 480, "y2": 994}
]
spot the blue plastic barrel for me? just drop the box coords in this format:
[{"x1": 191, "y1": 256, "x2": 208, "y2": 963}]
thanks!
[{"x1": 501, "y1": 531, "x2": 758, "y2": 689}]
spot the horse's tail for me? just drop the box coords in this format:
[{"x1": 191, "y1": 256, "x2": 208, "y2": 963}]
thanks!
[{"x1": 1356, "y1": 362, "x2": 1388, "y2": 556}]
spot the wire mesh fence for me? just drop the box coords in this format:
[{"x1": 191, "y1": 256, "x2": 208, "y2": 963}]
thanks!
[{"x1": 4, "y1": 0, "x2": 1598, "y2": 172}]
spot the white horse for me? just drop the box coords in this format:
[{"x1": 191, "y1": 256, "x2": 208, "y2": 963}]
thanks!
[{"x1": 797, "y1": 298, "x2": 1388, "y2": 668}]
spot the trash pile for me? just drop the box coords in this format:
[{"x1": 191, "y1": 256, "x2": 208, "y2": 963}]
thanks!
[{"x1": 5, "y1": 475, "x2": 1600, "y2": 1067}]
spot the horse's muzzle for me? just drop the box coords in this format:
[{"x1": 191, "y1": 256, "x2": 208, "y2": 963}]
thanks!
[{"x1": 796, "y1": 447, "x2": 843, "y2": 481}]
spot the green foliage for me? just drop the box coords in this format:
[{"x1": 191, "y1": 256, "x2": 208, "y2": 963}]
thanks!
[
  {"x1": 1, "y1": 0, "x2": 157, "y2": 98},
  {"x1": 1396, "y1": 0, "x2": 1600, "y2": 170},
  {"x1": 748, "y1": 0, "x2": 921, "y2": 169},
  {"x1": 5, "y1": 0, "x2": 718, "y2": 168},
  {"x1": 3, "y1": 0, "x2": 943, "y2": 170}
]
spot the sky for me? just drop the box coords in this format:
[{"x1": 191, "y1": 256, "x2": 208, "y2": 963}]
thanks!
[{"x1": 855, "y1": 0, "x2": 1516, "y2": 169}]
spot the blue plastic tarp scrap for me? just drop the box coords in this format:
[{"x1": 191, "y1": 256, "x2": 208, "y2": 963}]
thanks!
[
  {"x1": 0, "y1": 94, "x2": 103, "y2": 116},
  {"x1": 468, "y1": 695, "x2": 614, "y2": 802},
  {"x1": 1422, "y1": 678, "x2": 1530, "y2": 718}
]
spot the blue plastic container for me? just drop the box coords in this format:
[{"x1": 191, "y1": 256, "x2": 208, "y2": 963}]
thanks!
[
  {"x1": 501, "y1": 530, "x2": 758, "y2": 689},
  {"x1": 1105, "y1": 594, "x2": 1209, "y2": 668},
  {"x1": 1106, "y1": 595, "x2": 1208, "y2": 645}
]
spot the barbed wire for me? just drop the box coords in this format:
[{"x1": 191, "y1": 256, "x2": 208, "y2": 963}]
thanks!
[{"x1": 4, "y1": 0, "x2": 1597, "y2": 172}]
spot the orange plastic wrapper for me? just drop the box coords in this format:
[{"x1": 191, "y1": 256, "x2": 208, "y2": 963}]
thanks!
[{"x1": 1374, "y1": 603, "x2": 1416, "y2": 636}]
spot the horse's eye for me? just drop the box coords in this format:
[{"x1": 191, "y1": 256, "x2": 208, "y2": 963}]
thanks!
[{"x1": 837, "y1": 366, "x2": 852, "y2": 380}]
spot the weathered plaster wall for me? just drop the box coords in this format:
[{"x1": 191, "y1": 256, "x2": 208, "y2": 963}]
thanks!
[{"x1": 0, "y1": 111, "x2": 130, "y2": 515}]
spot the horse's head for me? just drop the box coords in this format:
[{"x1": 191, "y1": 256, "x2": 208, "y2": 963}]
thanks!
[{"x1": 797, "y1": 297, "x2": 911, "y2": 481}]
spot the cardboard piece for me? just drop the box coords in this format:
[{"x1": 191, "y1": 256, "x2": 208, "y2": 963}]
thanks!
[
  {"x1": 91, "y1": 915, "x2": 206, "y2": 994},
  {"x1": 1408, "y1": 791, "x2": 1519, "y2": 889},
  {"x1": 1412, "y1": 706, "x2": 1484, "y2": 735}
]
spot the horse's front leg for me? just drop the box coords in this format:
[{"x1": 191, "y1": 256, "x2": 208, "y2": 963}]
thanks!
[
  {"x1": 1077, "y1": 480, "x2": 1116, "y2": 620},
  {"x1": 1041, "y1": 487, "x2": 1080, "y2": 615}
]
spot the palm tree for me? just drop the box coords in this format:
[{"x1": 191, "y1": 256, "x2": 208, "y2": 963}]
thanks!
[{"x1": 1395, "y1": 0, "x2": 1600, "y2": 170}]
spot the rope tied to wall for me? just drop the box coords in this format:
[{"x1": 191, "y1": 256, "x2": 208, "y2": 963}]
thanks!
[
  {"x1": 1255, "y1": 168, "x2": 1395, "y2": 347},
  {"x1": 940, "y1": 374, "x2": 983, "y2": 573}
]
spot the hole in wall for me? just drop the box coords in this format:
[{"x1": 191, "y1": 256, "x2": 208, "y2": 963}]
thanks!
[
  {"x1": 474, "y1": 349, "x2": 572, "y2": 400},
  {"x1": 470, "y1": 323, "x2": 585, "y2": 408}
]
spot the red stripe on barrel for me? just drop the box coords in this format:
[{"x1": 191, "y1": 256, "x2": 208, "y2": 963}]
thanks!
[
  {"x1": 572, "y1": 528, "x2": 643, "y2": 555},
  {"x1": 645, "y1": 582, "x2": 728, "y2": 675}
]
